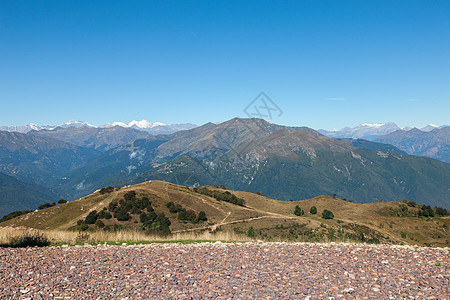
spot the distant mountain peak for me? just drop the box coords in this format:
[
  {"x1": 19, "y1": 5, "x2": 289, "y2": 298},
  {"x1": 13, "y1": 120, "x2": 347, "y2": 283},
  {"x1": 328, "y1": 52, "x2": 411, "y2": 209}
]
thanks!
[
  {"x1": 318, "y1": 122, "x2": 400, "y2": 140},
  {"x1": 360, "y1": 123, "x2": 386, "y2": 128},
  {"x1": 420, "y1": 124, "x2": 441, "y2": 132},
  {"x1": 1, "y1": 120, "x2": 197, "y2": 135},
  {"x1": 128, "y1": 120, "x2": 166, "y2": 129},
  {"x1": 60, "y1": 120, "x2": 95, "y2": 128}
]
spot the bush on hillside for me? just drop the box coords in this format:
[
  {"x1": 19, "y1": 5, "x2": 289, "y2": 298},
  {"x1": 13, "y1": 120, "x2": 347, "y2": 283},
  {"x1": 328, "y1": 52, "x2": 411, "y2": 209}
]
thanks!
[
  {"x1": 322, "y1": 209, "x2": 334, "y2": 220},
  {"x1": 123, "y1": 191, "x2": 137, "y2": 202},
  {"x1": 435, "y1": 206, "x2": 449, "y2": 216},
  {"x1": 197, "y1": 211, "x2": 207, "y2": 222},
  {"x1": 310, "y1": 206, "x2": 317, "y2": 214},
  {"x1": 294, "y1": 205, "x2": 304, "y2": 216},
  {"x1": 166, "y1": 202, "x2": 207, "y2": 223},
  {"x1": 38, "y1": 202, "x2": 56, "y2": 210},
  {"x1": 247, "y1": 226, "x2": 255, "y2": 238},
  {"x1": 193, "y1": 187, "x2": 245, "y2": 206},
  {"x1": 100, "y1": 186, "x2": 115, "y2": 194},
  {"x1": 166, "y1": 201, "x2": 184, "y2": 213},
  {"x1": 57, "y1": 199, "x2": 67, "y2": 204},
  {"x1": 85, "y1": 210, "x2": 99, "y2": 224},
  {"x1": 98, "y1": 210, "x2": 112, "y2": 219},
  {"x1": 1, "y1": 232, "x2": 50, "y2": 248},
  {"x1": 114, "y1": 209, "x2": 131, "y2": 222},
  {"x1": 141, "y1": 212, "x2": 171, "y2": 235},
  {"x1": 418, "y1": 205, "x2": 435, "y2": 217},
  {"x1": 402, "y1": 199, "x2": 418, "y2": 208},
  {"x1": 95, "y1": 219, "x2": 105, "y2": 228},
  {"x1": 0, "y1": 210, "x2": 32, "y2": 223}
]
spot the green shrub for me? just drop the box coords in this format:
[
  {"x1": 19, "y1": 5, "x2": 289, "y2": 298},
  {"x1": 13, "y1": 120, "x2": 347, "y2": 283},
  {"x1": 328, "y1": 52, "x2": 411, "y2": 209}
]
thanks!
[
  {"x1": 328, "y1": 228, "x2": 335, "y2": 240},
  {"x1": 322, "y1": 209, "x2": 334, "y2": 219},
  {"x1": 57, "y1": 199, "x2": 67, "y2": 204},
  {"x1": 419, "y1": 205, "x2": 435, "y2": 217},
  {"x1": 247, "y1": 226, "x2": 255, "y2": 238},
  {"x1": 37, "y1": 202, "x2": 55, "y2": 210},
  {"x1": 197, "y1": 211, "x2": 207, "y2": 222},
  {"x1": 85, "y1": 210, "x2": 99, "y2": 224},
  {"x1": 193, "y1": 187, "x2": 245, "y2": 206},
  {"x1": 166, "y1": 202, "x2": 184, "y2": 213},
  {"x1": 147, "y1": 203, "x2": 154, "y2": 212},
  {"x1": 177, "y1": 209, "x2": 187, "y2": 221},
  {"x1": 310, "y1": 206, "x2": 317, "y2": 214},
  {"x1": 135, "y1": 197, "x2": 150, "y2": 209},
  {"x1": 123, "y1": 191, "x2": 137, "y2": 201},
  {"x1": 144, "y1": 213, "x2": 171, "y2": 236},
  {"x1": 114, "y1": 210, "x2": 131, "y2": 221},
  {"x1": 140, "y1": 211, "x2": 157, "y2": 226},
  {"x1": 435, "y1": 207, "x2": 449, "y2": 216},
  {"x1": 2, "y1": 232, "x2": 50, "y2": 248},
  {"x1": 0, "y1": 210, "x2": 32, "y2": 223},
  {"x1": 367, "y1": 237, "x2": 380, "y2": 244},
  {"x1": 108, "y1": 200, "x2": 118, "y2": 211},
  {"x1": 98, "y1": 210, "x2": 112, "y2": 219},
  {"x1": 100, "y1": 186, "x2": 115, "y2": 194},
  {"x1": 185, "y1": 210, "x2": 197, "y2": 222},
  {"x1": 294, "y1": 205, "x2": 304, "y2": 216},
  {"x1": 403, "y1": 199, "x2": 418, "y2": 208},
  {"x1": 95, "y1": 219, "x2": 105, "y2": 228},
  {"x1": 76, "y1": 223, "x2": 89, "y2": 231}
]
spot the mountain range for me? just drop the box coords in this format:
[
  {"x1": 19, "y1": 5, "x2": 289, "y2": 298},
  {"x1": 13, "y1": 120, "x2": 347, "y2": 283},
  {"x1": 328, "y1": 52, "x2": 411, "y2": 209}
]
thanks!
[
  {"x1": 376, "y1": 127, "x2": 450, "y2": 163},
  {"x1": 0, "y1": 120, "x2": 197, "y2": 135},
  {"x1": 0, "y1": 118, "x2": 449, "y2": 217},
  {"x1": 318, "y1": 122, "x2": 448, "y2": 140}
]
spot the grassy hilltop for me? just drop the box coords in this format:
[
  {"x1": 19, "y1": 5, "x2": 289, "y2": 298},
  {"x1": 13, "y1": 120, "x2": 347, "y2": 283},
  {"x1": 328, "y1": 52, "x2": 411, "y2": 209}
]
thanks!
[{"x1": 1, "y1": 180, "x2": 449, "y2": 247}]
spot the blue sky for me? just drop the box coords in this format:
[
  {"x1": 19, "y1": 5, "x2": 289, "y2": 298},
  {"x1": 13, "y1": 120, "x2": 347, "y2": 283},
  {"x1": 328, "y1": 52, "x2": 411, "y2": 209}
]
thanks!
[{"x1": 1, "y1": 1, "x2": 449, "y2": 130}]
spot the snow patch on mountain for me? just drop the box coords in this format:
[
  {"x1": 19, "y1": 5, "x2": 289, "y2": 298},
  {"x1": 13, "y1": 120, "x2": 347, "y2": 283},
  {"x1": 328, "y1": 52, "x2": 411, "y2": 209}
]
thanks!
[
  {"x1": 1, "y1": 120, "x2": 197, "y2": 135},
  {"x1": 60, "y1": 120, "x2": 95, "y2": 128}
]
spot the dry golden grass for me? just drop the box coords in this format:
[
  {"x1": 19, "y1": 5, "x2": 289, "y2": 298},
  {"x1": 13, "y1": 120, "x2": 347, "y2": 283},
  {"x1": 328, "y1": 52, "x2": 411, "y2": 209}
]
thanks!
[{"x1": 0, "y1": 227, "x2": 252, "y2": 245}]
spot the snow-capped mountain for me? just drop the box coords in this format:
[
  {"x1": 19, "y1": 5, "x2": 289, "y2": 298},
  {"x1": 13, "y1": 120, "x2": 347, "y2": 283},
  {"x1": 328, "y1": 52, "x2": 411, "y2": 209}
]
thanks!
[
  {"x1": 419, "y1": 124, "x2": 448, "y2": 132},
  {"x1": 0, "y1": 121, "x2": 95, "y2": 133},
  {"x1": 60, "y1": 120, "x2": 95, "y2": 128},
  {"x1": 318, "y1": 122, "x2": 401, "y2": 140},
  {"x1": 318, "y1": 122, "x2": 449, "y2": 140},
  {"x1": 1, "y1": 120, "x2": 197, "y2": 135},
  {"x1": 0, "y1": 124, "x2": 54, "y2": 134},
  {"x1": 101, "y1": 120, "x2": 166, "y2": 129},
  {"x1": 100, "y1": 120, "x2": 197, "y2": 134}
]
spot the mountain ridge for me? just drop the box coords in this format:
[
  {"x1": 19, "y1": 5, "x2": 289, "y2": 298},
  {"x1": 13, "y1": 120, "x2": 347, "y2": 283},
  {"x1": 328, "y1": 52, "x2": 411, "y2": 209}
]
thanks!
[
  {"x1": 376, "y1": 127, "x2": 450, "y2": 163},
  {"x1": 319, "y1": 122, "x2": 448, "y2": 140},
  {"x1": 0, "y1": 120, "x2": 197, "y2": 135}
]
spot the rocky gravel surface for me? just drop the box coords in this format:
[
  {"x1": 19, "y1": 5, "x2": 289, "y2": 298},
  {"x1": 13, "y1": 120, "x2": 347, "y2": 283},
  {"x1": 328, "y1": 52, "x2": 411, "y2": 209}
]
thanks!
[{"x1": 0, "y1": 242, "x2": 448, "y2": 299}]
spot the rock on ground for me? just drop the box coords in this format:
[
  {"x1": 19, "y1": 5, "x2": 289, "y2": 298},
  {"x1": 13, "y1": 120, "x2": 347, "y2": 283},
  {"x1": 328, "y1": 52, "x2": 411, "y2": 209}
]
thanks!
[{"x1": 0, "y1": 242, "x2": 448, "y2": 299}]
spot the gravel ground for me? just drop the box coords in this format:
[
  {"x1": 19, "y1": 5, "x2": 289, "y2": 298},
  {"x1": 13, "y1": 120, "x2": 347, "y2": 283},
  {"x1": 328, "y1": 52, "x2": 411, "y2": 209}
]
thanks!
[{"x1": 0, "y1": 242, "x2": 448, "y2": 299}]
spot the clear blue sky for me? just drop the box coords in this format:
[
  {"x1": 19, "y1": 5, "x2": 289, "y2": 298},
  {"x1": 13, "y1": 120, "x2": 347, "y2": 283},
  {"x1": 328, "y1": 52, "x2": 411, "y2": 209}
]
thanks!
[{"x1": 1, "y1": 0, "x2": 449, "y2": 130}]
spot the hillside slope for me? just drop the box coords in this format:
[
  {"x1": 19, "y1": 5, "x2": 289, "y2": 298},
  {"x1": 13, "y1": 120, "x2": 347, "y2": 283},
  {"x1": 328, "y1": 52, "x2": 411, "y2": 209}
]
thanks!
[
  {"x1": 0, "y1": 131, "x2": 99, "y2": 186},
  {"x1": 376, "y1": 127, "x2": 450, "y2": 163},
  {"x1": 2, "y1": 181, "x2": 448, "y2": 247},
  {"x1": 0, "y1": 173, "x2": 60, "y2": 217}
]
